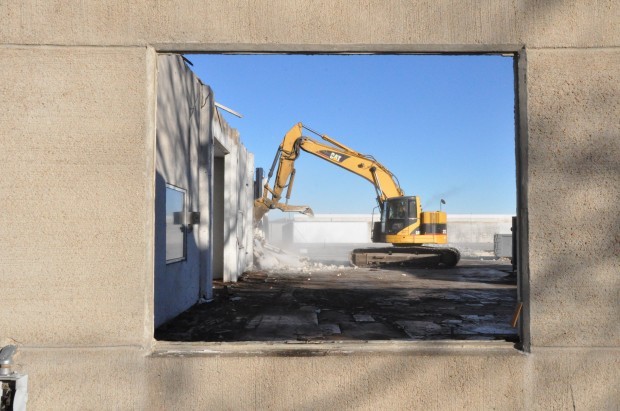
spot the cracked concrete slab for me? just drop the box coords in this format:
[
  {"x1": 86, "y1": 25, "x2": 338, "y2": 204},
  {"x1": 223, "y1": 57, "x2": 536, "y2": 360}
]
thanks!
[
  {"x1": 353, "y1": 314, "x2": 375, "y2": 322},
  {"x1": 396, "y1": 321, "x2": 444, "y2": 338},
  {"x1": 155, "y1": 260, "x2": 518, "y2": 342}
]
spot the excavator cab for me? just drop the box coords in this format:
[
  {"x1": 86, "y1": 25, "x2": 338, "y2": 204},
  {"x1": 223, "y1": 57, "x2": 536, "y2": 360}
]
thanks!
[
  {"x1": 372, "y1": 195, "x2": 448, "y2": 247},
  {"x1": 383, "y1": 196, "x2": 418, "y2": 235},
  {"x1": 362, "y1": 194, "x2": 457, "y2": 267},
  {"x1": 372, "y1": 196, "x2": 419, "y2": 243}
]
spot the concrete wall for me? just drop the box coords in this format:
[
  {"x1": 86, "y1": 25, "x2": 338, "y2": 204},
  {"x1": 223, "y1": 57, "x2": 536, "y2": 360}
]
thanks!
[
  {"x1": 155, "y1": 54, "x2": 209, "y2": 326},
  {"x1": 1, "y1": 1, "x2": 618, "y2": 409},
  {"x1": 268, "y1": 213, "x2": 512, "y2": 250},
  {"x1": 212, "y1": 111, "x2": 254, "y2": 282},
  {"x1": 526, "y1": 48, "x2": 619, "y2": 348},
  {"x1": 154, "y1": 55, "x2": 254, "y2": 325},
  {"x1": 448, "y1": 214, "x2": 514, "y2": 256},
  {"x1": 269, "y1": 214, "x2": 374, "y2": 245}
]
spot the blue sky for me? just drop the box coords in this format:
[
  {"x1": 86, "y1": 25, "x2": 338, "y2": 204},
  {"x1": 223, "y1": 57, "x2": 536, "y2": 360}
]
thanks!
[{"x1": 187, "y1": 54, "x2": 516, "y2": 215}]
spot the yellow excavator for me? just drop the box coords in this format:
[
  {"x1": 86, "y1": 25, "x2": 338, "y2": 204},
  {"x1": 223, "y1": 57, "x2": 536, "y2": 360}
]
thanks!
[{"x1": 254, "y1": 123, "x2": 460, "y2": 267}]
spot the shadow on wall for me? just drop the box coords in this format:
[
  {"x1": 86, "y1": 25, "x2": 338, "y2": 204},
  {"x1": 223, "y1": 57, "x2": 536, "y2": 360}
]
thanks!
[
  {"x1": 145, "y1": 0, "x2": 620, "y2": 406},
  {"x1": 527, "y1": 49, "x2": 620, "y2": 348},
  {"x1": 152, "y1": 47, "x2": 618, "y2": 408},
  {"x1": 154, "y1": 55, "x2": 255, "y2": 327},
  {"x1": 155, "y1": 55, "x2": 215, "y2": 326}
]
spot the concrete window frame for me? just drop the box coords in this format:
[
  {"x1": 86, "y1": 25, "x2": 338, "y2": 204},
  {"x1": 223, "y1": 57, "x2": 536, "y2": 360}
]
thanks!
[{"x1": 151, "y1": 47, "x2": 530, "y2": 355}]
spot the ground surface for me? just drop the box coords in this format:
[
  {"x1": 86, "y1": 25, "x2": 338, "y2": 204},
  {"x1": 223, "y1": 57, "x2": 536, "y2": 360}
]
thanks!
[{"x1": 156, "y1": 259, "x2": 518, "y2": 342}]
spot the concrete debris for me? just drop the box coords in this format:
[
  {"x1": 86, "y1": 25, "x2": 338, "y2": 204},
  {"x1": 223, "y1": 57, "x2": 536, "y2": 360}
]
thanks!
[
  {"x1": 442, "y1": 319, "x2": 463, "y2": 325},
  {"x1": 460, "y1": 314, "x2": 494, "y2": 321},
  {"x1": 396, "y1": 320, "x2": 443, "y2": 338},
  {"x1": 253, "y1": 228, "x2": 349, "y2": 272},
  {"x1": 319, "y1": 324, "x2": 342, "y2": 335},
  {"x1": 353, "y1": 314, "x2": 375, "y2": 322}
]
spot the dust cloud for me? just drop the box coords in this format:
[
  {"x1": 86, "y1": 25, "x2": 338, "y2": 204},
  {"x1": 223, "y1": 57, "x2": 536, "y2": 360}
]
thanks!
[{"x1": 253, "y1": 229, "x2": 350, "y2": 272}]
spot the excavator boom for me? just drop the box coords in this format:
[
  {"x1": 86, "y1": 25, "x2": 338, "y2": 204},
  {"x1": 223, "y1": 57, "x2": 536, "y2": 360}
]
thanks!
[{"x1": 254, "y1": 123, "x2": 404, "y2": 222}]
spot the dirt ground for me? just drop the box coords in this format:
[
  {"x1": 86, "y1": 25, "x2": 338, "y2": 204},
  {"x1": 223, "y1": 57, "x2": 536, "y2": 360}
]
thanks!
[{"x1": 156, "y1": 259, "x2": 519, "y2": 343}]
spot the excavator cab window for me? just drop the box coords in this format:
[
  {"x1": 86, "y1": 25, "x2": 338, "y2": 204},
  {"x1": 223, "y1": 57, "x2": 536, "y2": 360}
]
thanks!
[
  {"x1": 384, "y1": 197, "x2": 417, "y2": 234},
  {"x1": 385, "y1": 197, "x2": 417, "y2": 219},
  {"x1": 388, "y1": 199, "x2": 407, "y2": 219},
  {"x1": 407, "y1": 197, "x2": 418, "y2": 219}
]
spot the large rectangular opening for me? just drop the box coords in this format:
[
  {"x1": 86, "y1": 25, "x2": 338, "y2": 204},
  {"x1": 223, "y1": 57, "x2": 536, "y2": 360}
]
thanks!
[{"x1": 154, "y1": 52, "x2": 525, "y2": 348}]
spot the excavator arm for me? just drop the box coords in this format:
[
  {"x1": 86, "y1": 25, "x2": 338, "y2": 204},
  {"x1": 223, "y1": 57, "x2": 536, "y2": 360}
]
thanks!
[{"x1": 254, "y1": 123, "x2": 405, "y2": 222}]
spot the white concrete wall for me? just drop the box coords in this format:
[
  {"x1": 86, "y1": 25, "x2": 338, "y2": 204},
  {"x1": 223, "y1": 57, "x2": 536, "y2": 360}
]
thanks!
[
  {"x1": 293, "y1": 221, "x2": 371, "y2": 244},
  {"x1": 237, "y1": 143, "x2": 255, "y2": 275},
  {"x1": 155, "y1": 55, "x2": 253, "y2": 326},
  {"x1": 212, "y1": 111, "x2": 254, "y2": 282},
  {"x1": 270, "y1": 214, "x2": 373, "y2": 244},
  {"x1": 268, "y1": 214, "x2": 512, "y2": 252},
  {"x1": 447, "y1": 214, "x2": 513, "y2": 244},
  {"x1": 155, "y1": 55, "x2": 213, "y2": 326}
]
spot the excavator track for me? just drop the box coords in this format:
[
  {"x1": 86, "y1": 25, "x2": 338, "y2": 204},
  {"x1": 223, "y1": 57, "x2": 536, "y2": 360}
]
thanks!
[{"x1": 350, "y1": 246, "x2": 461, "y2": 268}]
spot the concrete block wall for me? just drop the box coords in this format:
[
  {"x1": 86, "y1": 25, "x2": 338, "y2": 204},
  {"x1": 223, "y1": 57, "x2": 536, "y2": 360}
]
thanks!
[{"x1": 1, "y1": 1, "x2": 618, "y2": 409}]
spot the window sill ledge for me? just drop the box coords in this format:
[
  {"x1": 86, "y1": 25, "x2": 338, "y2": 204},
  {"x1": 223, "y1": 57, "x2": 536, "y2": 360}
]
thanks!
[{"x1": 151, "y1": 340, "x2": 523, "y2": 358}]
